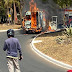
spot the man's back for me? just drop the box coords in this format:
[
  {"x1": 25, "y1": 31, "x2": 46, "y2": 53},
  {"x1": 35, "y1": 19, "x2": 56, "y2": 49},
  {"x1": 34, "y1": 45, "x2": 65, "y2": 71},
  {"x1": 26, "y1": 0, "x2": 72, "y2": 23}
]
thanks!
[{"x1": 3, "y1": 37, "x2": 22, "y2": 57}]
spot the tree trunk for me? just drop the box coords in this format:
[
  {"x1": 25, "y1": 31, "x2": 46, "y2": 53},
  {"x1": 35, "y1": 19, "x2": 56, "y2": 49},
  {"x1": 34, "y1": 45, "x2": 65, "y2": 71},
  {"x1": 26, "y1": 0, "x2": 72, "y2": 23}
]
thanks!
[{"x1": 19, "y1": 8, "x2": 22, "y2": 25}]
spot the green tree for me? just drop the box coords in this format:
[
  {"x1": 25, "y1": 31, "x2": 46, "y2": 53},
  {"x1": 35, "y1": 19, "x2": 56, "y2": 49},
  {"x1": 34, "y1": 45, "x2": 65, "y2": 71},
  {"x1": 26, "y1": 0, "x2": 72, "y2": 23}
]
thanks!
[
  {"x1": 3, "y1": 0, "x2": 14, "y2": 24},
  {"x1": 0, "y1": 0, "x2": 7, "y2": 23},
  {"x1": 4, "y1": 0, "x2": 24, "y2": 24},
  {"x1": 0, "y1": 0, "x2": 5, "y2": 15},
  {"x1": 14, "y1": 0, "x2": 24, "y2": 24},
  {"x1": 53, "y1": 0, "x2": 72, "y2": 8}
]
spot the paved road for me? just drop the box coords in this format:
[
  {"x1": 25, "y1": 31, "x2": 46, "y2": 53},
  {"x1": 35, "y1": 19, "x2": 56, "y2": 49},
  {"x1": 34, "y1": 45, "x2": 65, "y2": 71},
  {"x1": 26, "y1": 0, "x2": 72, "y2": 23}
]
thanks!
[{"x1": 0, "y1": 30, "x2": 67, "y2": 72}]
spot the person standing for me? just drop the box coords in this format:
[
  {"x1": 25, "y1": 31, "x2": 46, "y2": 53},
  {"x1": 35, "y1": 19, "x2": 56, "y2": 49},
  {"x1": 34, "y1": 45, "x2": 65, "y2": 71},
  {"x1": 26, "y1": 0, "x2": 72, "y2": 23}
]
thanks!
[{"x1": 3, "y1": 29, "x2": 23, "y2": 72}]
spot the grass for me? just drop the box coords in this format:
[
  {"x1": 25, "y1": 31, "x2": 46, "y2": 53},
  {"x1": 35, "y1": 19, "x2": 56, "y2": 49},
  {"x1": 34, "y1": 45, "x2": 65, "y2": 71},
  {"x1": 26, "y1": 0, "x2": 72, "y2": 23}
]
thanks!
[
  {"x1": 34, "y1": 32, "x2": 72, "y2": 65},
  {"x1": 0, "y1": 24, "x2": 21, "y2": 30}
]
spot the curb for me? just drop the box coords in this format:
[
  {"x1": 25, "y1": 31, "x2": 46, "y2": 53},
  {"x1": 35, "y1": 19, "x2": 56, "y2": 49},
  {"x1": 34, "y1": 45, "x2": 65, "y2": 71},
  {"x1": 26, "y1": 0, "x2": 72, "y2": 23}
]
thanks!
[
  {"x1": 0, "y1": 29, "x2": 20, "y2": 32},
  {"x1": 30, "y1": 32, "x2": 72, "y2": 69}
]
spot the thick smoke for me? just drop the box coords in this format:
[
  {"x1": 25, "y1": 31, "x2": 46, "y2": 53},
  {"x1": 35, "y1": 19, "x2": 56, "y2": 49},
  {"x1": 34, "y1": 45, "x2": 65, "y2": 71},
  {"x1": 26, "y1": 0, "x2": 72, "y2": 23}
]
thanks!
[{"x1": 22, "y1": 0, "x2": 63, "y2": 25}]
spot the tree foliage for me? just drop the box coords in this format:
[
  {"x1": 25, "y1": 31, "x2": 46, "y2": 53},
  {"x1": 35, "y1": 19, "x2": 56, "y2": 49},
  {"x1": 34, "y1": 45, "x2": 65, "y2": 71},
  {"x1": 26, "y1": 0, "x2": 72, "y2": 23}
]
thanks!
[
  {"x1": 0, "y1": 0, "x2": 24, "y2": 23},
  {"x1": 53, "y1": 0, "x2": 72, "y2": 8},
  {"x1": 0, "y1": 0, "x2": 6, "y2": 15},
  {"x1": 0, "y1": 0, "x2": 24, "y2": 14}
]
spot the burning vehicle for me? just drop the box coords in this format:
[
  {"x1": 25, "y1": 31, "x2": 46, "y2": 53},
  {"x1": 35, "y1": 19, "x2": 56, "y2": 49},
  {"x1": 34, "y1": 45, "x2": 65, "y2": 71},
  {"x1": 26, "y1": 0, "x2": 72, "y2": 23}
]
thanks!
[{"x1": 22, "y1": 0, "x2": 46, "y2": 33}]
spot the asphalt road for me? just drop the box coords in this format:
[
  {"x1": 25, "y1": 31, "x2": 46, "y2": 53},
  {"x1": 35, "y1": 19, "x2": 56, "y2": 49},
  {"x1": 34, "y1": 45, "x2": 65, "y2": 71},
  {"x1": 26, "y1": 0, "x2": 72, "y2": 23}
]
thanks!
[{"x1": 0, "y1": 30, "x2": 67, "y2": 72}]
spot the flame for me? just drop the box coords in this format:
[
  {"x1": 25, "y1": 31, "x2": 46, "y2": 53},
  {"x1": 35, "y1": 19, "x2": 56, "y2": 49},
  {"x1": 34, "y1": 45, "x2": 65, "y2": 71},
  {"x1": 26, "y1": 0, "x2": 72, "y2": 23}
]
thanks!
[
  {"x1": 29, "y1": 0, "x2": 39, "y2": 28},
  {"x1": 48, "y1": 26, "x2": 55, "y2": 32},
  {"x1": 29, "y1": 0, "x2": 38, "y2": 12},
  {"x1": 29, "y1": 0, "x2": 46, "y2": 30}
]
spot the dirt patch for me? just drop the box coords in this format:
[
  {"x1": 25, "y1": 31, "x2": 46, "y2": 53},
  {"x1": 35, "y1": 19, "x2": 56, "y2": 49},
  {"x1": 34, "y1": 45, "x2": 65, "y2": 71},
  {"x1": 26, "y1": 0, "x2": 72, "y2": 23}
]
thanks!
[
  {"x1": 0, "y1": 24, "x2": 21, "y2": 30},
  {"x1": 34, "y1": 32, "x2": 72, "y2": 65}
]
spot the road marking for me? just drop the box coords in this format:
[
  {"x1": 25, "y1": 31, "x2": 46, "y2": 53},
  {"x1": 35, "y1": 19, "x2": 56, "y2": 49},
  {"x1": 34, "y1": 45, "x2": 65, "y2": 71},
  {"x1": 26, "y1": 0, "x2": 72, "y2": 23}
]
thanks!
[{"x1": 33, "y1": 40, "x2": 42, "y2": 43}]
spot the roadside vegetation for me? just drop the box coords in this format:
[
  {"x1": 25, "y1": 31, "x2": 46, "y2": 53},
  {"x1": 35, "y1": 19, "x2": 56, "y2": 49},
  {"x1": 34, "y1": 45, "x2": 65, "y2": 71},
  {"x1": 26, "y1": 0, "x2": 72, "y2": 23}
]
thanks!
[
  {"x1": 34, "y1": 30, "x2": 72, "y2": 65},
  {"x1": 0, "y1": 24, "x2": 21, "y2": 30},
  {"x1": 53, "y1": 0, "x2": 72, "y2": 8},
  {"x1": 0, "y1": 0, "x2": 24, "y2": 24},
  {"x1": 42, "y1": 0, "x2": 72, "y2": 8}
]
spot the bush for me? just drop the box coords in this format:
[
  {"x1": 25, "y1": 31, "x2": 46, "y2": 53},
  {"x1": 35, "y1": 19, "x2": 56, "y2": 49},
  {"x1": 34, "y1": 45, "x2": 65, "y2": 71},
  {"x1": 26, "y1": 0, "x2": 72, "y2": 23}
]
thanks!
[{"x1": 63, "y1": 27, "x2": 72, "y2": 38}]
